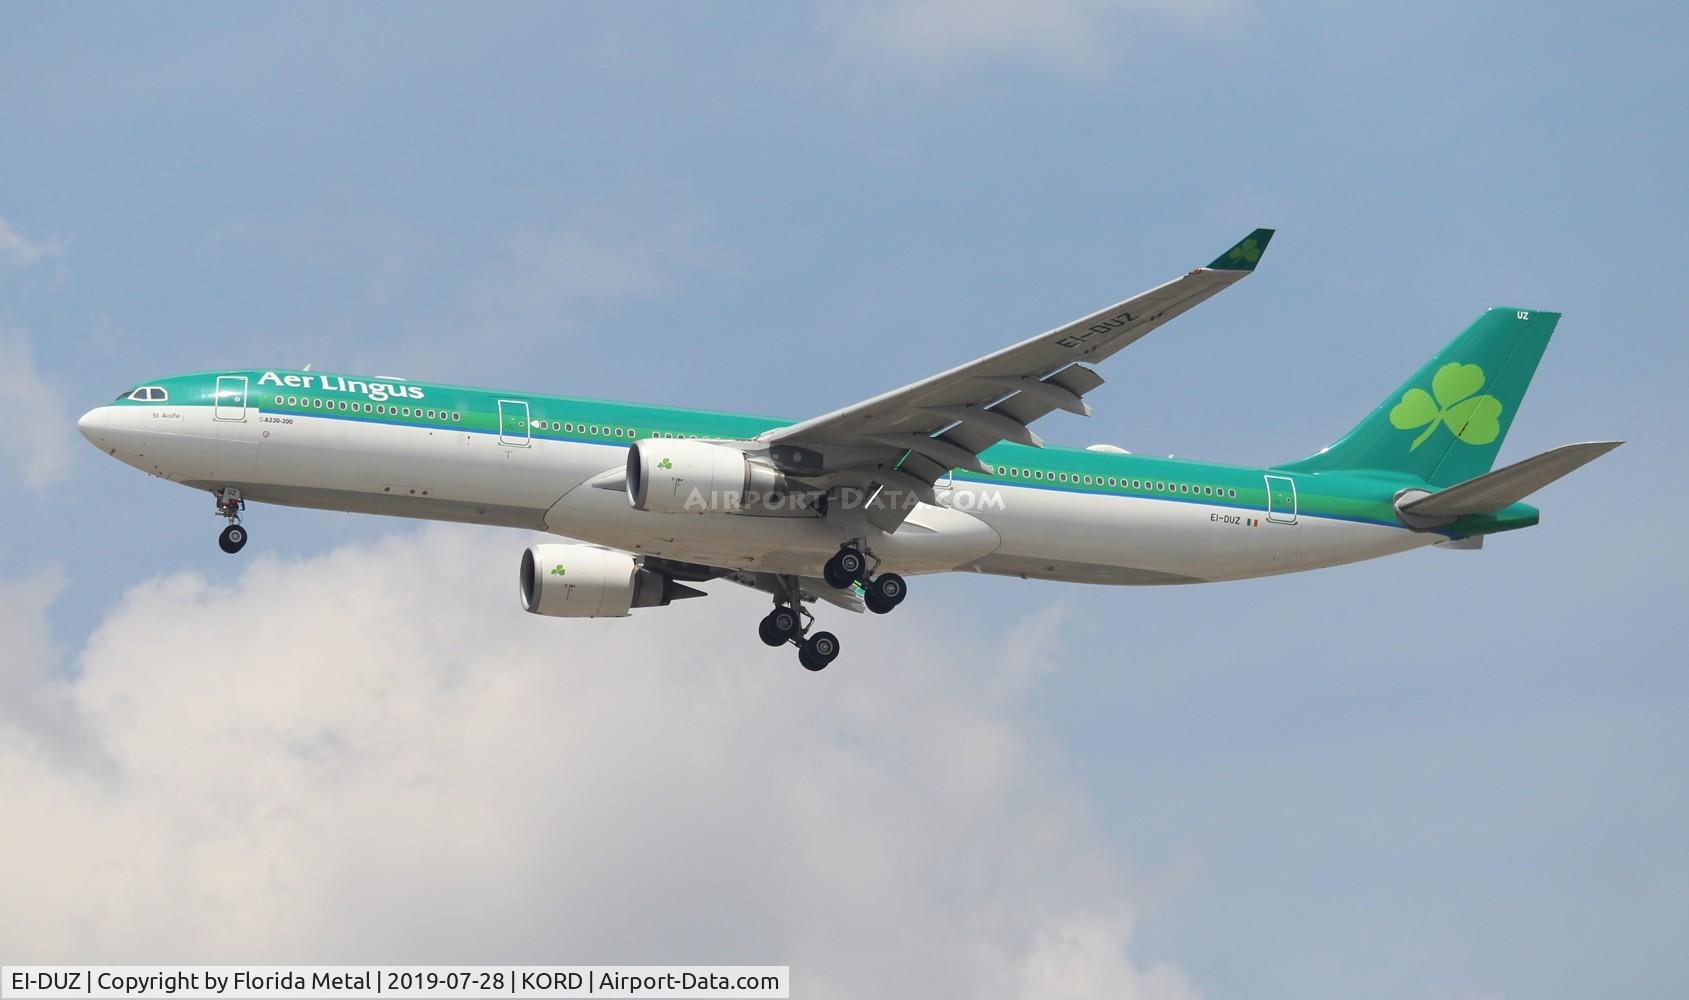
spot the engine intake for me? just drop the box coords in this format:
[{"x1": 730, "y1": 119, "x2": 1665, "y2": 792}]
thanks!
[
  {"x1": 519, "y1": 543, "x2": 704, "y2": 618},
  {"x1": 626, "y1": 439, "x2": 789, "y2": 514}
]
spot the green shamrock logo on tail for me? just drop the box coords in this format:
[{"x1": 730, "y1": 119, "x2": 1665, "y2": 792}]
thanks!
[
  {"x1": 1226, "y1": 238, "x2": 1262, "y2": 266},
  {"x1": 1389, "y1": 363, "x2": 1504, "y2": 450}
]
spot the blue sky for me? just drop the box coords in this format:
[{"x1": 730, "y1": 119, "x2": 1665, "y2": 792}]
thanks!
[{"x1": 2, "y1": 4, "x2": 1685, "y2": 998}]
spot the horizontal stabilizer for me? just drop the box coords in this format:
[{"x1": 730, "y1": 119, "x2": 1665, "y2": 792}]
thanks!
[{"x1": 1400, "y1": 441, "x2": 1623, "y2": 518}]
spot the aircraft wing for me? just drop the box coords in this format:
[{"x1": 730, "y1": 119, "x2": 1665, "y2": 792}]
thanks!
[{"x1": 761, "y1": 229, "x2": 1273, "y2": 528}]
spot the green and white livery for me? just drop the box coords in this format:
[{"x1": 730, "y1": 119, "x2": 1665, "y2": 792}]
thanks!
[{"x1": 78, "y1": 230, "x2": 1619, "y2": 671}]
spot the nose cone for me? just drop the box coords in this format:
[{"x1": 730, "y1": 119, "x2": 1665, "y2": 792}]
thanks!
[{"x1": 78, "y1": 406, "x2": 114, "y2": 447}]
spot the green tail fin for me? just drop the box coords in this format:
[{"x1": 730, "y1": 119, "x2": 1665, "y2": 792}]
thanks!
[{"x1": 1281, "y1": 308, "x2": 1558, "y2": 487}]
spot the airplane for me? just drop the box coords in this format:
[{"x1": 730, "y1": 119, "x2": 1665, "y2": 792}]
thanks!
[{"x1": 77, "y1": 230, "x2": 1620, "y2": 671}]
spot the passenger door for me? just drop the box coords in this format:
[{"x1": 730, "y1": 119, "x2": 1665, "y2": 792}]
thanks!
[
  {"x1": 1264, "y1": 474, "x2": 1298, "y2": 524},
  {"x1": 213, "y1": 375, "x2": 248, "y2": 422},
  {"x1": 498, "y1": 399, "x2": 531, "y2": 447}
]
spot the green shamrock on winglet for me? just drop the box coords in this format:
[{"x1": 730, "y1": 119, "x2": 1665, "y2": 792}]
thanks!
[
  {"x1": 1226, "y1": 238, "x2": 1262, "y2": 265},
  {"x1": 1389, "y1": 362, "x2": 1504, "y2": 450}
]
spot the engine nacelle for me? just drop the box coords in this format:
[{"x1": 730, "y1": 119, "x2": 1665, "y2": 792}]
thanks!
[
  {"x1": 626, "y1": 439, "x2": 789, "y2": 514},
  {"x1": 519, "y1": 543, "x2": 702, "y2": 618}
]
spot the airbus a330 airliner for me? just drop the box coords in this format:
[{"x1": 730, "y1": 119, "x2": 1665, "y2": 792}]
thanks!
[{"x1": 79, "y1": 230, "x2": 1619, "y2": 670}]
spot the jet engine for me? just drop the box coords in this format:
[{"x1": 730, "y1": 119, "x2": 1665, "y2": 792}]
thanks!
[
  {"x1": 519, "y1": 543, "x2": 704, "y2": 618},
  {"x1": 626, "y1": 439, "x2": 790, "y2": 514}
]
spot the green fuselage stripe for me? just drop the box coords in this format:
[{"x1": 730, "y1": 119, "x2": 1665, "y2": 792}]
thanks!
[{"x1": 115, "y1": 369, "x2": 1540, "y2": 537}]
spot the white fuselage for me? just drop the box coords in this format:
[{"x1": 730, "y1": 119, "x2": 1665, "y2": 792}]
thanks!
[{"x1": 79, "y1": 399, "x2": 1435, "y2": 585}]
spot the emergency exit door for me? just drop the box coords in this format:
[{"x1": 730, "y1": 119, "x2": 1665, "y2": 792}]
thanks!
[
  {"x1": 1263, "y1": 474, "x2": 1297, "y2": 524},
  {"x1": 498, "y1": 399, "x2": 530, "y2": 446}
]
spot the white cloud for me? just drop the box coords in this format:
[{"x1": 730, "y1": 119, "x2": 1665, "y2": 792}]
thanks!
[
  {"x1": 0, "y1": 565, "x2": 97, "y2": 764},
  {"x1": 1018, "y1": 909, "x2": 1199, "y2": 1000},
  {"x1": 831, "y1": 0, "x2": 1249, "y2": 74},
  {"x1": 0, "y1": 325, "x2": 76, "y2": 490},
  {"x1": 0, "y1": 526, "x2": 1195, "y2": 998},
  {"x1": 0, "y1": 217, "x2": 68, "y2": 283}
]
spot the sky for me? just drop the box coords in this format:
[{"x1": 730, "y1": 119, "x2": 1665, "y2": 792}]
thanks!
[{"x1": 1, "y1": 3, "x2": 1686, "y2": 998}]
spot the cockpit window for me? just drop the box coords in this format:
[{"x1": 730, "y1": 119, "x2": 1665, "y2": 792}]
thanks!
[{"x1": 121, "y1": 386, "x2": 168, "y2": 402}]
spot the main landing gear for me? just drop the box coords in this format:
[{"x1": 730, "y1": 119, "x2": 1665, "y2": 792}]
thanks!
[
  {"x1": 758, "y1": 602, "x2": 841, "y2": 672},
  {"x1": 214, "y1": 488, "x2": 248, "y2": 554},
  {"x1": 823, "y1": 545, "x2": 907, "y2": 616}
]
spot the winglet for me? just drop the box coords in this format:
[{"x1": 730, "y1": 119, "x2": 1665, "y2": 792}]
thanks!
[{"x1": 1206, "y1": 228, "x2": 1275, "y2": 271}]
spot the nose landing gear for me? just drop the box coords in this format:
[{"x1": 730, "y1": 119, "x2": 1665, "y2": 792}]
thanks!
[
  {"x1": 218, "y1": 523, "x2": 248, "y2": 554},
  {"x1": 213, "y1": 488, "x2": 248, "y2": 554}
]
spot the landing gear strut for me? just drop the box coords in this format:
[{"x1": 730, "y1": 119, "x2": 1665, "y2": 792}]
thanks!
[
  {"x1": 757, "y1": 585, "x2": 841, "y2": 672},
  {"x1": 824, "y1": 544, "x2": 907, "y2": 615},
  {"x1": 214, "y1": 488, "x2": 248, "y2": 554}
]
